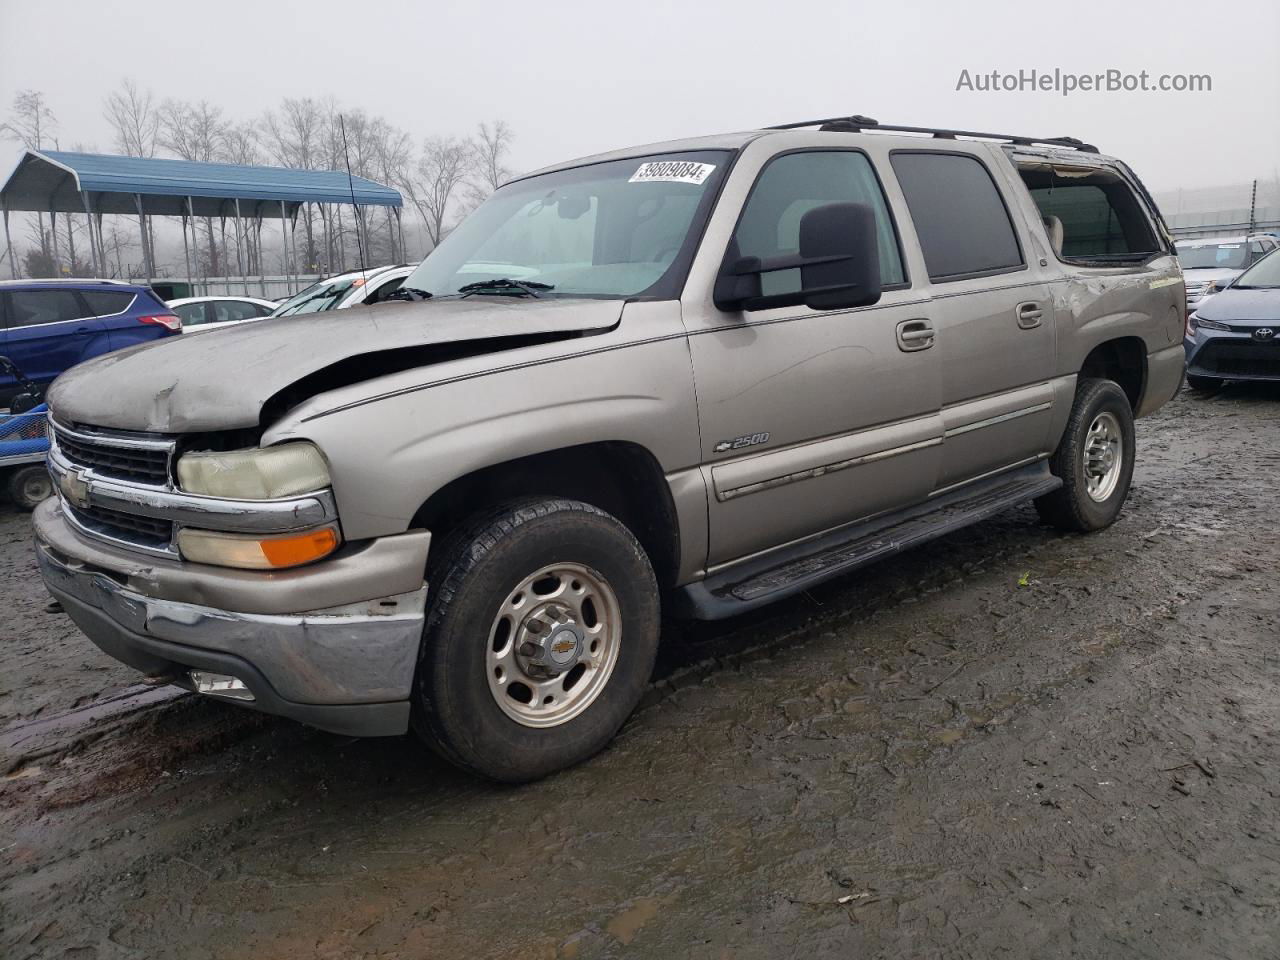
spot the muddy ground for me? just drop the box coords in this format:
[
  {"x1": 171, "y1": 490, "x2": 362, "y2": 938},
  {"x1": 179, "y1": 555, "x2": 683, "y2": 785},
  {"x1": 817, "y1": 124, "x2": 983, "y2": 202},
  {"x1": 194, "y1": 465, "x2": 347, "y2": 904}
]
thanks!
[{"x1": 2, "y1": 385, "x2": 1278, "y2": 960}]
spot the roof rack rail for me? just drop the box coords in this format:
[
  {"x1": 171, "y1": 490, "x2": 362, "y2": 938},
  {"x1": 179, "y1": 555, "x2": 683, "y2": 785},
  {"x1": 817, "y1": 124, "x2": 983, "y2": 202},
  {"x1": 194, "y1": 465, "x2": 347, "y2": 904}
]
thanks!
[{"x1": 765, "y1": 115, "x2": 1099, "y2": 154}]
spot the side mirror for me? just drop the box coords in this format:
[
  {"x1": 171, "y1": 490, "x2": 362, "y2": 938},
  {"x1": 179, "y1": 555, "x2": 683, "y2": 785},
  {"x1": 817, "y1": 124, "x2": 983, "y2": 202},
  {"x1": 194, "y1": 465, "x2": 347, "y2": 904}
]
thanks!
[{"x1": 714, "y1": 202, "x2": 882, "y2": 312}]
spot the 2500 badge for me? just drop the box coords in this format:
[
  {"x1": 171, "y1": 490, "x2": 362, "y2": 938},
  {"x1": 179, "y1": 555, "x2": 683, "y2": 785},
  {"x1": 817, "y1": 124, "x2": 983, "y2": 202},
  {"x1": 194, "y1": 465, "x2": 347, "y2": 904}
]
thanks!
[{"x1": 713, "y1": 432, "x2": 770, "y2": 454}]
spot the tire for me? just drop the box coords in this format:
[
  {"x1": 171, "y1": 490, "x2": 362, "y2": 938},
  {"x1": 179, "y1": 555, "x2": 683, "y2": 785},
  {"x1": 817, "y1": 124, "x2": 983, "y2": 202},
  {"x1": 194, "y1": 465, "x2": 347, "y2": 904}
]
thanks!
[
  {"x1": 7, "y1": 465, "x2": 53, "y2": 511},
  {"x1": 1035, "y1": 378, "x2": 1136, "y2": 533},
  {"x1": 1186, "y1": 374, "x2": 1224, "y2": 392},
  {"x1": 413, "y1": 498, "x2": 661, "y2": 783}
]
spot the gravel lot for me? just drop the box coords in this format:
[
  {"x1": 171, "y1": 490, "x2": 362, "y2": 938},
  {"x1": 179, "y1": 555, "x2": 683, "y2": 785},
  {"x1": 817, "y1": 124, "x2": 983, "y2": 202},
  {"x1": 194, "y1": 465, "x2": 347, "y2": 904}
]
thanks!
[{"x1": 2, "y1": 385, "x2": 1278, "y2": 959}]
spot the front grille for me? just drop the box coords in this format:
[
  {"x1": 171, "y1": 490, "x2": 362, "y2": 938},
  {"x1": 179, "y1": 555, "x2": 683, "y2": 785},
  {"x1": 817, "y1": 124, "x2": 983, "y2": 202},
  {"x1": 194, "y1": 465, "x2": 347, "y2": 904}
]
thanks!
[
  {"x1": 54, "y1": 427, "x2": 171, "y2": 485},
  {"x1": 67, "y1": 503, "x2": 174, "y2": 549},
  {"x1": 1195, "y1": 341, "x2": 1280, "y2": 377}
]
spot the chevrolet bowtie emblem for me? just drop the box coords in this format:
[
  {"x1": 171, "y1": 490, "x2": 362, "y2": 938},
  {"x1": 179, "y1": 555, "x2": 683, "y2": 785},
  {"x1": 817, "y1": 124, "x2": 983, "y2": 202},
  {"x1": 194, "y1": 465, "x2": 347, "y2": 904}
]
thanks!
[{"x1": 59, "y1": 469, "x2": 91, "y2": 509}]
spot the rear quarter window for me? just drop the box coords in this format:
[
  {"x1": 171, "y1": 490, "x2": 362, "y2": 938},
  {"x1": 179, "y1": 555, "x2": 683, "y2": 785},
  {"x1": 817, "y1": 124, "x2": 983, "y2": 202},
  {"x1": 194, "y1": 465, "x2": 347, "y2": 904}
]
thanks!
[
  {"x1": 890, "y1": 152, "x2": 1024, "y2": 282},
  {"x1": 80, "y1": 289, "x2": 136, "y2": 316}
]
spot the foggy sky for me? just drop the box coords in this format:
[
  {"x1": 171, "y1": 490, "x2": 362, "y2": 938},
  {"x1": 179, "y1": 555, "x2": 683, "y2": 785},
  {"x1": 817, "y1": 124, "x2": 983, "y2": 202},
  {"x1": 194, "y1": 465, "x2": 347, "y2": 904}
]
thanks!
[{"x1": 1, "y1": 0, "x2": 1277, "y2": 194}]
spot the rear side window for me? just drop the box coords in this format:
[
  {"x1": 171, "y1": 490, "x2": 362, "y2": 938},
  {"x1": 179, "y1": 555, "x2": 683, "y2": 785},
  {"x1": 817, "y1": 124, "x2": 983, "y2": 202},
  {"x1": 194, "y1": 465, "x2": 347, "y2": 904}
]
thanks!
[
  {"x1": 173, "y1": 303, "x2": 209, "y2": 326},
  {"x1": 4, "y1": 289, "x2": 92, "y2": 328},
  {"x1": 732, "y1": 150, "x2": 906, "y2": 297},
  {"x1": 1018, "y1": 164, "x2": 1159, "y2": 262},
  {"x1": 890, "y1": 152, "x2": 1023, "y2": 281},
  {"x1": 80, "y1": 289, "x2": 136, "y2": 316},
  {"x1": 212, "y1": 300, "x2": 263, "y2": 323}
]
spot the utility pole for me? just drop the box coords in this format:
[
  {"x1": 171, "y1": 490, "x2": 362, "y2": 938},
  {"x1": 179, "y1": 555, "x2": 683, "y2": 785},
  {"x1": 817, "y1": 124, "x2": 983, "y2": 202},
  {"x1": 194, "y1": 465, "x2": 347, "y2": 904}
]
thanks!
[{"x1": 1247, "y1": 179, "x2": 1257, "y2": 234}]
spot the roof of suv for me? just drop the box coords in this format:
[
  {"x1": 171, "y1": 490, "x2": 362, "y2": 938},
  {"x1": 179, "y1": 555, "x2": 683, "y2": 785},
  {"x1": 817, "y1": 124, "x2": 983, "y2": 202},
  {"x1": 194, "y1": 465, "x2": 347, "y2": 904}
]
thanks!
[{"x1": 0, "y1": 278, "x2": 143, "y2": 288}]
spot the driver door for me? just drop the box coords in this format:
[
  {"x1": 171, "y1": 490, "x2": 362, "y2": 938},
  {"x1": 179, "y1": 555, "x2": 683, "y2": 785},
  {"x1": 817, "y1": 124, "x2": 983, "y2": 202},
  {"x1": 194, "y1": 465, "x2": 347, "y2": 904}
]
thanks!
[{"x1": 681, "y1": 148, "x2": 942, "y2": 567}]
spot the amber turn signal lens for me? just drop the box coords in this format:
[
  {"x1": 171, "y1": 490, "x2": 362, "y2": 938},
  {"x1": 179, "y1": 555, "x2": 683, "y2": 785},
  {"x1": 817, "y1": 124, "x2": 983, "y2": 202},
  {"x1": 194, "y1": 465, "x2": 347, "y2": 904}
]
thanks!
[
  {"x1": 177, "y1": 526, "x2": 341, "y2": 570},
  {"x1": 260, "y1": 527, "x2": 340, "y2": 568}
]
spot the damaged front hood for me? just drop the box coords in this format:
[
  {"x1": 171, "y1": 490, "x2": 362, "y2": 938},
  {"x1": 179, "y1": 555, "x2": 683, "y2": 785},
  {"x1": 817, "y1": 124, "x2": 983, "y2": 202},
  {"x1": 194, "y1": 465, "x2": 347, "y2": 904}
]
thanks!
[{"x1": 49, "y1": 297, "x2": 623, "y2": 433}]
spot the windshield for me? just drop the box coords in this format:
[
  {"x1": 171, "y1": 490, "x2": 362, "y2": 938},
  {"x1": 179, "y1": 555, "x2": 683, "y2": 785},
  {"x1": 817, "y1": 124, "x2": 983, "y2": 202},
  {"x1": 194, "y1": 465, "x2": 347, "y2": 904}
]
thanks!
[
  {"x1": 1232, "y1": 249, "x2": 1280, "y2": 289},
  {"x1": 1177, "y1": 242, "x2": 1249, "y2": 270},
  {"x1": 271, "y1": 277, "x2": 360, "y2": 316},
  {"x1": 403, "y1": 150, "x2": 730, "y2": 300}
]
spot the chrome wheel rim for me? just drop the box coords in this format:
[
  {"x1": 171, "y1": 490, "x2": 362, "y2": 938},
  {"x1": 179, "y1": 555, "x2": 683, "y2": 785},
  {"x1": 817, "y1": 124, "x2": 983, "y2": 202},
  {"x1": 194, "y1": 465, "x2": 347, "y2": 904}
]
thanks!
[
  {"x1": 486, "y1": 562, "x2": 622, "y2": 728},
  {"x1": 1083, "y1": 411, "x2": 1123, "y2": 502}
]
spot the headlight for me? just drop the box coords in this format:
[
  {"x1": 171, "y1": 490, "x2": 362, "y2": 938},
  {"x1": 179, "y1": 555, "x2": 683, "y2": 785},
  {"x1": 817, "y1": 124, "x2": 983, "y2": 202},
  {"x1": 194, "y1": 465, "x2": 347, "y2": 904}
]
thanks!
[
  {"x1": 177, "y1": 442, "x2": 330, "y2": 499},
  {"x1": 1192, "y1": 315, "x2": 1230, "y2": 333}
]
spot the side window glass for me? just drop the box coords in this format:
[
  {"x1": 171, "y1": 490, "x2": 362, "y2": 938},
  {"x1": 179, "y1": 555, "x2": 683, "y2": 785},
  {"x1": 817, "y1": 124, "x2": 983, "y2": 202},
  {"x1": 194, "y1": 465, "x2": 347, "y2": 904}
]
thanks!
[
  {"x1": 213, "y1": 301, "x2": 258, "y2": 323},
  {"x1": 80, "y1": 290, "x2": 135, "y2": 316},
  {"x1": 1017, "y1": 166, "x2": 1158, "y2": 262},
  {"x1": 891, "y1": 152, "x2": 1023, "y2": 280},
  {"x1": 5, "y1": 289, "x2": 91, "y2": 328},
  {"x1": 732, "y1": 151, "x2": 905, "y2": 297},
  {"x1": 174, "y1": 303, "x2": 207, "y2": 326},
  {"x1": 367, "y1": 277, "x2": 405, "y2": 303}
]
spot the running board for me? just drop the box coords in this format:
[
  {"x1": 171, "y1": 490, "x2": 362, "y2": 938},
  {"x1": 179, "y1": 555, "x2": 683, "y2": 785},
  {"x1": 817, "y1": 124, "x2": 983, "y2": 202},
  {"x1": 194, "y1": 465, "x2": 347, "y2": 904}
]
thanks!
[{"x1": 673, "y1": 462, "x2": 1061, "y2": 620}]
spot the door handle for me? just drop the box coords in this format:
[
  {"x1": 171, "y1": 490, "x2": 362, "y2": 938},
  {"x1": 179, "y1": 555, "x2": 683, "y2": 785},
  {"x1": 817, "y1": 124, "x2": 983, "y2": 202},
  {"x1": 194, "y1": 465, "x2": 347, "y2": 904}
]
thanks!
[
  {"x1": 1016, "y1": 302, "x2": 1044, "y2": 329},
  {"x1": 896, "y1": 318, "x2": 935, "y2": 352}
]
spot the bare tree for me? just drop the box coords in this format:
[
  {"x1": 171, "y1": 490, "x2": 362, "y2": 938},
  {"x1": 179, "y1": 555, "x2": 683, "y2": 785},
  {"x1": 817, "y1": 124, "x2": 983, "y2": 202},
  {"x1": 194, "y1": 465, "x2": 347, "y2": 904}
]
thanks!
[
  {"x1": 471, "y1": 120, "x2": 513, "y2": 194},
  {"x1": 160, "y1": 99, "x2": 226, "y2": 274},
  {"x1": 220, "y1": 122, "x2": 264, "y2": 273},
  {"x1": 1, "y1": 89, "x2": 57, "y2": 151},
  {"x1": 104, "y1": 80, "x2": 158, "y2": 157},
  {"x1": 403, "y1": 137, "x2": 470, "y2": 249},
  {"x1": 2, "y1": 90, "x2": 58, "y2": 267}
]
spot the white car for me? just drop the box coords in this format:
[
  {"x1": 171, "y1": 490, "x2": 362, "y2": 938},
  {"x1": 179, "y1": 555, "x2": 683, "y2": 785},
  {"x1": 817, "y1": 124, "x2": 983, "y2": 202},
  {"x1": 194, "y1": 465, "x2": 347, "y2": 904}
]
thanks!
[
  {"x1": 1176, "y1": 235, "x2": 1280, "y2": 311},
  {"x1": 168, "y1": 296, "x2": 278, "y2": 333},
  {"x1": 269, "y1": 266, "x2": 413, "y2": 318}
]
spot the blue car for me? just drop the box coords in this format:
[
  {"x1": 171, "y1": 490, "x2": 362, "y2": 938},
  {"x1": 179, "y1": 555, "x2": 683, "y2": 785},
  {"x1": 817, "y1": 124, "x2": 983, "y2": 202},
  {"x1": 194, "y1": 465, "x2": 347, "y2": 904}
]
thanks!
[
  {"x1": 0, "y1": 279, "x2": 181, "y2": 407},
  {"x1": 1184, "y1": 249, "x2": 1280, "y2": 390}
]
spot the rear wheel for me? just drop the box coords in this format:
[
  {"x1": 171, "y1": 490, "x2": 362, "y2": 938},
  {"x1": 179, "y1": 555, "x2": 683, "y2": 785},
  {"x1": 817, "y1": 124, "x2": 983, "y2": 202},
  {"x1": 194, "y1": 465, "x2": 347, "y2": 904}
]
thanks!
[
  {"x1": 1186, "y1": 374, "x2": 1224, "y2": 392},
  {"x1": 7, "y1": 465, "x2": 53, "y2": 511},
  {"x1": 413, "y1": 498, "x2": 660, "y2": 782},
  {"x1": 1035, "y1": 378, "x2": 1135, "y2": 532}
]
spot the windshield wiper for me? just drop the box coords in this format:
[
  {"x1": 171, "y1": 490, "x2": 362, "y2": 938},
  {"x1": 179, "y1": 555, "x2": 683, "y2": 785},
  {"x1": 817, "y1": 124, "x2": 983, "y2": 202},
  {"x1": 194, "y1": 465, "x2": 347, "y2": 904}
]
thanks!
[
  {"x1": 457, "y1": 278, "x2": 555, "y2": 298},
  {"x1": 384, "y1": 287, "x2": 433, "y2": 302}
]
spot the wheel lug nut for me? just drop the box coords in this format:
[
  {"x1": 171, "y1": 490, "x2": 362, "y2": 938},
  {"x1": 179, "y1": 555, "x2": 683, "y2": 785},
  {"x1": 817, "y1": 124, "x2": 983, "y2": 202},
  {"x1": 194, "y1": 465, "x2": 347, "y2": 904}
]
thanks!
[{"x1": 519, "y1": 641, "x2": 540, "y2": 658}]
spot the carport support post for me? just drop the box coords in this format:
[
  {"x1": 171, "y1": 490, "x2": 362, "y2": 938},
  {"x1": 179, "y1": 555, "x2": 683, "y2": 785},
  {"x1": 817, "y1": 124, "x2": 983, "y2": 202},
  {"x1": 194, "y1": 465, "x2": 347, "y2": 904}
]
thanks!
[
  {"x1": 396, "y1": 207, "x2": 405, "y2": 264},
  {"x1": 2, "y1": 201, "x2": 17, "y2": 279},
  {"x1": 233, "y1": 198, "x2": 248, "y2": 296},
  {"x1": 80, "y1": 191, "x2": 100, "y2": 278},
  {"x1": 49, "y1": 209, "x2": 61, "y2": 276},
  {"x1": 180, "y1": 212, "x2": 192, "y2": 295},
  {"x1": 279, "y1": 200, "x2": 291, "y2": 295},
  {"x1": 186, "y1": 198, "x2": 201, "y2": 295},
  {"x1": 134, "y1": 194, "x2": 153, "y2": 281}
]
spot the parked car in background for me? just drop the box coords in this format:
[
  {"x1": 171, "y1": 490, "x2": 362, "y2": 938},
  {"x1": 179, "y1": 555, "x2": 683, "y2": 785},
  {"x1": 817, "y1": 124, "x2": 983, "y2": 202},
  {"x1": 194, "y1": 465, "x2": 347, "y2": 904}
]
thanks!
[
  {"x1": 269, "y1": 265, "x2": 412, "y2": 317},
  {"x1": 168, "y1": 296, "x2": 277, "y2": 333},
  {"x1": 1184, "y1": 248, "x2": 1280, "y2": 390},
  {"x1": 0, "y1": 279, "x2": 180, "y2": 406},
  {"x1": 1176, "y1": 234, "x2": 1279, "y2": 312}
]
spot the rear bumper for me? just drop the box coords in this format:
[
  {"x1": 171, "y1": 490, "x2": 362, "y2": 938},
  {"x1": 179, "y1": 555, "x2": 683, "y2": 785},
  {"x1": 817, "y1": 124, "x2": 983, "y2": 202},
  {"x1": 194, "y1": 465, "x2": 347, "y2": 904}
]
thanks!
[{"x1": 34, "y1": 498, "x2": 429, "y2": 737}]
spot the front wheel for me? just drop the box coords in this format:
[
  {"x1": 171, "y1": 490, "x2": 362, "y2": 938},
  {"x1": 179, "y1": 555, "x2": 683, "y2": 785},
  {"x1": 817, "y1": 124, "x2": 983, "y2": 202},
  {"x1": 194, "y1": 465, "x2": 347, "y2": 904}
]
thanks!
[
  {"x1": 1035, "y1": 378, "x2": 1136, "y2": 532},
  {"x1": 413, "y1": 498, "x2": 660, "y2": 782}
]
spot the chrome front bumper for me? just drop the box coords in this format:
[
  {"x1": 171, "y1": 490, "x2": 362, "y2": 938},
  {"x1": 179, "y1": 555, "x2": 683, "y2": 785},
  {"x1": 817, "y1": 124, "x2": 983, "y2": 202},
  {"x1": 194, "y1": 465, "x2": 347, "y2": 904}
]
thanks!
[{"x1": 34, "y1": 499, "x2": 428, "y2": 737}]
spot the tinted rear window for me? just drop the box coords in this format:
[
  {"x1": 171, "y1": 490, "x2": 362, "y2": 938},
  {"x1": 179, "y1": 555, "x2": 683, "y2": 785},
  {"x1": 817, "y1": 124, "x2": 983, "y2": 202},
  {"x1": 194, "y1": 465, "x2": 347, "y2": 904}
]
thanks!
[
  {"x1": 80, "y1": 289, "x2": 136, "y2": 315},
  {"x1": 891, "y1": 152, "x2": 1024, "y2": 281},
  {"x1": 4, "y1": 289, "x2": 92, "y2": 327}
]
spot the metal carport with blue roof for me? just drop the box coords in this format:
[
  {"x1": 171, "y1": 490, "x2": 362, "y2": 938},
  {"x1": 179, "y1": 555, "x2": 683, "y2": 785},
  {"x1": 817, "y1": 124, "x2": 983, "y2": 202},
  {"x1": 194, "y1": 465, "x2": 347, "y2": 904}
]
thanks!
[{"x1": 0, "y1": 150, "x2": 403, "y2": 291}]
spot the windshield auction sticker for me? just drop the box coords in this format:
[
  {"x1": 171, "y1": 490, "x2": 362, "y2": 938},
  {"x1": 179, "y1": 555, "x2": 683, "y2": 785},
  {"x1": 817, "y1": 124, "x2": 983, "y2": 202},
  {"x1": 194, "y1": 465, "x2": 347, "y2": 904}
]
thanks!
[{"x1": 629, "y1": 161, "x2": 716, "y2": 185}]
